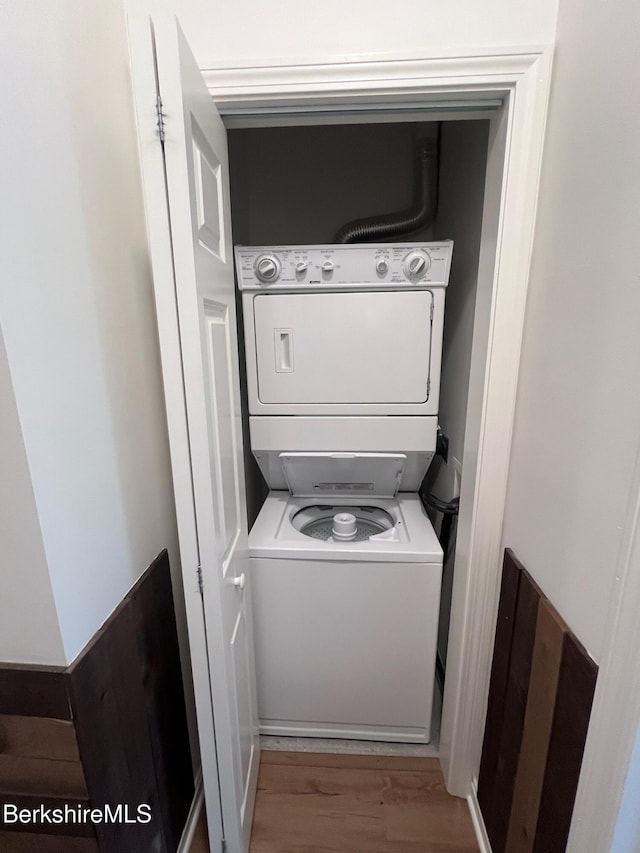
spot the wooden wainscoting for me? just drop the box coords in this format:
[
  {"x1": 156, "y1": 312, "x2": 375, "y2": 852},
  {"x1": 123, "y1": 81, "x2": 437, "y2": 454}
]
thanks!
[
  {"x1": 478, "y1": 549, "x2": 598, "y2": 853},
  {"x1": 0, "y1": 550, "x2": 193, "y2": 853}
]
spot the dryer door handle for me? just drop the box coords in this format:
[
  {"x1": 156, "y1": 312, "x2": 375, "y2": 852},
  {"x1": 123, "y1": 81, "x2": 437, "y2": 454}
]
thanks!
[{"x1": 275, "y1": 329, "x2": 293, "y2": 372}]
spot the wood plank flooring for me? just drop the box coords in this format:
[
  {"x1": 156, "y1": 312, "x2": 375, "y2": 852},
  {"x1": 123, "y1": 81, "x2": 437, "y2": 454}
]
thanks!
[
  {"x1": 189, "y1": 807, "x2": 209, "y2": 853},
  {"x1": 190, "y1": 751, "x2": 479, "y2": 853}
]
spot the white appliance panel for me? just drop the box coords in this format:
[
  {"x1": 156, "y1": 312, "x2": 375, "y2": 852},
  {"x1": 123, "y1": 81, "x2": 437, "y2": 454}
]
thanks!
[
  {"x1": 253, "y1": 290, "x2": 433, "y2": 405},
  {"x1": 280, "y1": 452, "x2": 406, "y2": 498},
  {"x1": 235, "y1": 242, "x2": 453, "y2": 291},
  {"x1": 250, "y1": 555, "x2": 441, "y2": 741},
  {"x1": 249, "y1": 416, "x2": 436, "y2": 491}
]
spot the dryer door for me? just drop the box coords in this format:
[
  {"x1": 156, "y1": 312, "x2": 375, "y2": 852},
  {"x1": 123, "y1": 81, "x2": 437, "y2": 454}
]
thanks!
[{"x1": 252, "y1": 290, "x2": 433, "y2": 406}]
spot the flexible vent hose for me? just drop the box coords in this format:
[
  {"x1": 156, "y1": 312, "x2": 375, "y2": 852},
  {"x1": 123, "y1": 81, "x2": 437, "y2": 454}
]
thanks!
[{"x1": 334, "y1": 140, "x2": 437, "y2": 244}]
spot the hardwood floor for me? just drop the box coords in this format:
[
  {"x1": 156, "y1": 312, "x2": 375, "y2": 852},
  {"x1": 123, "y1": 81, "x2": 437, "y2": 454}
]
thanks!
[
  {"x1": 189, "y1": 806, "x2": 209, "y2": 853},
  {"x1": 190, "y1": 751, "x2": 479, "y2": 853}
]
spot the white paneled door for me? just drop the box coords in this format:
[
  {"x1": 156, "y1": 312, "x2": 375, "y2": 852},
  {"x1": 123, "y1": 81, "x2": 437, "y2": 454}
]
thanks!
[{"x1": 128, "y1": 15, "x2": 259, "y2": 853}]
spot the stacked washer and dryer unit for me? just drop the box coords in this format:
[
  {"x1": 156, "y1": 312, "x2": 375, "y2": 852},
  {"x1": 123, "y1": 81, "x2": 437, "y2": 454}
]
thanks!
[{"x1": 236, "y1": 242, "x2": 453, "y2": 744}]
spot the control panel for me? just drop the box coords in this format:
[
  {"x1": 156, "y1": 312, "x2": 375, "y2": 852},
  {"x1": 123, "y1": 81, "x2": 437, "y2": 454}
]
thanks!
[{"x1": 235, "y1": 242, "x2": 453, "y2": 291}]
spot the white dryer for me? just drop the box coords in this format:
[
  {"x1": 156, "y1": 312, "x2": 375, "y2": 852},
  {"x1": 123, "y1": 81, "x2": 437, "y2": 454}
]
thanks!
[
  {"x1": 236, "y1": 242, "x2": 452, "y2": 417},
  {"x1": 235, "y1": 242, "x2": 453, "y2": 743}
]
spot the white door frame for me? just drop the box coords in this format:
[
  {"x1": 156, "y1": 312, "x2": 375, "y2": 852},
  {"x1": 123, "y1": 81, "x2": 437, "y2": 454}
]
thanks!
[{"x1": 201, "y1": 46, "x2": 553, "y2": 797}]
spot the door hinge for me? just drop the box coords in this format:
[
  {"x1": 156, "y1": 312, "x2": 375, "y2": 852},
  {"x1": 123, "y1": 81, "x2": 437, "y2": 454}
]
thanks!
[
  {"x1": 427, "y1": 377, "x2": 431, "y2": 398},
  {"x1": 197, "y1": 563, "x2": 203, "y2": 595},
  {"x1": 430, "y1": 301, "x2": 434, "y2": 324},
  {"x1": 221, "y1": 839, "x2": 227, "y2": 853},
  {"x1": 156, "y1": 94, "x2": 165, "y2": 143}
]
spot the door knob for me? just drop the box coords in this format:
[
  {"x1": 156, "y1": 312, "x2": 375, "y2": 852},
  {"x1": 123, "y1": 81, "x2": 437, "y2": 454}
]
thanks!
[{"x1": 232, "y1": 573, "x2": 246, "y2": 590}]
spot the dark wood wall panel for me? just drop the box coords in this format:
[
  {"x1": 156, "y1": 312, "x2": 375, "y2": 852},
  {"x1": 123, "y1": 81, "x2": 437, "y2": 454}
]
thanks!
[
  {"x1": 132, "y1": 551, "x2": 194, "y2": 853},
  {"x1": 483, "y1": 558, "x2": 541, "y2": 853},
  {"x1": 506, "y1": 599, "x2": 566, "y2": 853},
  {"x1": 532, "y1": 632, "x2": 598, "y2": 853},
  {"x1": 477, "y1": 549, "x2": 521, "y2": 826},
  {"x1": 69, "y1": 601, "x2": 165, "y2": 853},
  {"x1": 0, "y1": 550, "x2": 193, "y2": 853},
  {"x1": 478, "y1": 548, "x2": 598, "y2": 853}
]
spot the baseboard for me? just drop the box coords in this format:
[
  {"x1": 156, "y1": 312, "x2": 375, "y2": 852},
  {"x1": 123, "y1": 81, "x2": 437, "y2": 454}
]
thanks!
[
  {"x1": 260, "y1": 720, "x2": 429, "y2": 743},
  {"x1": 177, "y1": 772, "x2": 204, "y2": 853},
  {"x1": 468, "y1": 779, "x2": 492, "y2": 853}
]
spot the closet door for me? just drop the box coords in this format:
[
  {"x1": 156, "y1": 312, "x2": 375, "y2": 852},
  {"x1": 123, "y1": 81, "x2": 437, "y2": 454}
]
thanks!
[{"x1": 128, "y1": 14, "x2": 259, "y2": 853}]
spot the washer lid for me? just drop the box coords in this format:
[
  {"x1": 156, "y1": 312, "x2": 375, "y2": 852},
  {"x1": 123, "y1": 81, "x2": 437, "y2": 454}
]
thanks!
[{"x1": 279, "y1": 452, "x2": 406, "y2": 498}]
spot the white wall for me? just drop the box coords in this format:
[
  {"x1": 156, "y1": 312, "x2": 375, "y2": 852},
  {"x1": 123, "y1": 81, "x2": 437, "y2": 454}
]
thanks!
[
  {"x1": 229, "y1": 122, "x2": 437, "y2": 246},
  {"x1": 429, "y1": 119, "x2": 489, "y2": 665},
  {"x1": 0, "y1": 1, "x2": 179, "y2": 665},
  {"x1": 0, "y1": 328, "x2": 66, "y2": 666},
  {"x1": 612, "y1": 722, "x2": 640, "y2": 852},
  {"x1": 432, "y1": 120, "x2": 490, "y2": 496},
  {"x1": 502, "y1": 0, "x2": 640, "y2": 663},
  {"x1": 172, "y1": 0, "x2": 558, "y2": 67}
]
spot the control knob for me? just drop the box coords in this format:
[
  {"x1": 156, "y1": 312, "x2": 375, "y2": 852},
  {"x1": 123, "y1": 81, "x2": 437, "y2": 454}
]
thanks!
[
  {"x1": 403, "y1": 250, "x2": 431, "y2": 280},
  {"x1": 322, "y1": 260, "x2": 335, "y2": 274},
  {"x1": 376, "y1": 258, "x2": 389, "y2": 275},
  {"x1": 295, "y1": 261, "x2": 309, "y2": 274},
  {"x1": 254, "y1": 254, "x2": 281, "y2": 283}
]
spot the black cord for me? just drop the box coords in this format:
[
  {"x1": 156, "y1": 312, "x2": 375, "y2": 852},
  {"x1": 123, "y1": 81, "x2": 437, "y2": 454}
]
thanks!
[
  {"x1": 435, "y1": 120, "x2": 443, "y2": 219},
  {"x1": 442, "y1": 513, "x2": 458, "y2": 565},
  {"x1": 421, "y1": 492, "x2": 459, "y2": 515},
  {"x1": 420, "y1": 491, "x2": 459, "y2": 556}
]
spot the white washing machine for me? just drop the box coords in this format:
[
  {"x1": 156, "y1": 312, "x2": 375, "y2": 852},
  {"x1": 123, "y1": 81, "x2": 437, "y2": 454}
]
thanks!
[
  {"x1": 235, "y1": 243, "x2": 453, "y2": 743},
  {"x1": 249, "y1": 456, "x2": 443, "y2": 743}
]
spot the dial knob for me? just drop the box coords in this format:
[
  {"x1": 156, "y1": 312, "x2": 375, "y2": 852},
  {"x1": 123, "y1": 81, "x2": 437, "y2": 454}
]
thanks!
[
  {"x1": 403, "y1": 250, "x2": 431, "y2": 280},
  {"x1": 322, "y1": 260, "x2": 335, "y2": 274},
  {"x1": 254, "y1": 254, "x2": 281, "y2": 283},
  {"x1": 376, "y1": 258, "x2": 389, "y2": 275},
  {"x1": 295, "y1": 261, "x2": 309, "y2": 274}
]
